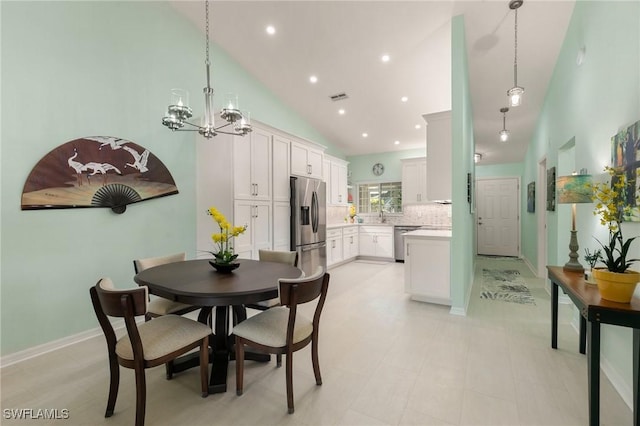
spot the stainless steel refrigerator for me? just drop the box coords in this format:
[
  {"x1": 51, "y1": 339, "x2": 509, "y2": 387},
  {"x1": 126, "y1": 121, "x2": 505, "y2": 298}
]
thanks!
[{"x1": 290, "y1": 176, "x2": 326, "y2": 276}]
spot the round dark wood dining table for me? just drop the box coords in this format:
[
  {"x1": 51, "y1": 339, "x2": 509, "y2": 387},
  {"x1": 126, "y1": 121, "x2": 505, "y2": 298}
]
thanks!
[{"x1": 134, "y1": 258, "x2": 302, "y2": 394}]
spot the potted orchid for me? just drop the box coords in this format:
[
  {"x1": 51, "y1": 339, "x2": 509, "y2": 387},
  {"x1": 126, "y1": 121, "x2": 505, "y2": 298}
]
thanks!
[
  {"x1": 207, "y1": 207, "x2": 247, "y2": 272},
  {"x1": 589, "y1": 166, "x2": 640, "y2": 302}
]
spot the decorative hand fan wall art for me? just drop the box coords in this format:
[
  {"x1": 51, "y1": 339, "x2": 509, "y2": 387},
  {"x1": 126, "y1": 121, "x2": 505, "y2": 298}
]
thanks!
[{"x1": 21, "y1": 137, "x2": 178, "y2": 214}]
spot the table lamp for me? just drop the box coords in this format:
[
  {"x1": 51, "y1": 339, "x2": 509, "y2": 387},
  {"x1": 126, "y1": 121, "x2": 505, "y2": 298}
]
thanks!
[{"x1": 556, "y1": 174, "x2": 593, "y2": 272}]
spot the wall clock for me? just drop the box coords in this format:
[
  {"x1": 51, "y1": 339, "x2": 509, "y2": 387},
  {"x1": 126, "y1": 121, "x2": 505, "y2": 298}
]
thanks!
[{"x1": 372, "y1": 163, "x2": 385, "y2": 176}]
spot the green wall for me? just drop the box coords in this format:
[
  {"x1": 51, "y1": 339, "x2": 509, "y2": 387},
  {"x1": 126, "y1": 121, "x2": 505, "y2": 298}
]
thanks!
[
  {"x1": 347, "y1": 148, "x2": 426, "y2": 184},
  {"x1": 523, "y1": 0, "x2": 639, "y2": 401},
  {"x1": 450, "y1": 14, "x2": 475, "y2": 313},
  {"x1": 0, "y1": 1, "x2": 337, "y2": 356},
  {"x1": 475, "y1": 162, "x2": 523, "y2": 178}
]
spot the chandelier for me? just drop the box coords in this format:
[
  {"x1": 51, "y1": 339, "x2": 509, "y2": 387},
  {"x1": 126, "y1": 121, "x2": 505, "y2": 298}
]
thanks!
[
  {"x1": 507, "y1": 0, "x2": 524, "y2": 107},
  {"x1": 162, "y1": 0, "x2": 251, "y2": 138},
  {"x1": 499, "y1": 107, "x2": 510, "y2": 142}
]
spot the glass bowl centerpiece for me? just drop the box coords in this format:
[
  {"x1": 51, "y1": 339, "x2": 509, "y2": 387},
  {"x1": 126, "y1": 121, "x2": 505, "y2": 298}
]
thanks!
[
  {"x1": 207, "y1": 207, "x2": 247, "y2": 272},
  {"x1": 589, "y1": 166, "x2": 640, "y2": 302}
]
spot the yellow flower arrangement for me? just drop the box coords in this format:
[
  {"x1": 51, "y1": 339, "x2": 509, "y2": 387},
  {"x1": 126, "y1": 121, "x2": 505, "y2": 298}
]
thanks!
[
  {"x1": 349, "y1": 204, "x2": 356, "y2": 218},
  {"x1": 207, "y1": 207, "x2": 247, "y2": 265},
  {"x1": 588, "y1": 166, "x2": 639, "y2": 273}
]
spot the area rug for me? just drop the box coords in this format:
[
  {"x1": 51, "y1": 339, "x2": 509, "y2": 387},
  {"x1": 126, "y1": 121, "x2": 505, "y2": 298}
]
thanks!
[{"x1": 480, "y1": 268, "x2": 536, "y2": 305}]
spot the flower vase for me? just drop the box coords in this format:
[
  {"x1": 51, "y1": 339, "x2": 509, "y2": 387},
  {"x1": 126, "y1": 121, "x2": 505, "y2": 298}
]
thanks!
[
  {"x1": 592, "y1": 268, "x2": 640, "y2": 303},
  {"x1": 209, "y1": 261, "x2": 240, "y2": 273}
]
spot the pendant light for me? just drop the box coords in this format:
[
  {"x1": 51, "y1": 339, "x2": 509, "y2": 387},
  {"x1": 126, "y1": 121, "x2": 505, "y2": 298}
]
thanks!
[
  {"x1": 499, "y1": 107, "x2": 510, "y2": 142},
  {"x1": 507, "y1": 0, "x2": 524, "y2": 107},
  {"x1": 162, "y1": 0, "x2": 251, "y2": 138}
]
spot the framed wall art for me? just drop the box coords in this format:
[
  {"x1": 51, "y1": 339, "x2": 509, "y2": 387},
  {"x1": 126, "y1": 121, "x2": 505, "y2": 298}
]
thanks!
[
  {"x1": 611, "y1": 119, "x2": 640, "y2": 221},
  {"x1": 527, "y1": 181, "x2": 535, "y2": 213},
  {"x1": 546, "y1": 167, "x2": 556, "y2": 211},
  {"x1": 21, "y1": 136, "x2": 178, "y2": 214}
]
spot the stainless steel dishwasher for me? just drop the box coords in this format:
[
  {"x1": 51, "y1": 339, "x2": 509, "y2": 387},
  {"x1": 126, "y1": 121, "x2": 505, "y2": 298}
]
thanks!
[{"x1": 394, "y1": 225, "x2": 420, "y2": 262}]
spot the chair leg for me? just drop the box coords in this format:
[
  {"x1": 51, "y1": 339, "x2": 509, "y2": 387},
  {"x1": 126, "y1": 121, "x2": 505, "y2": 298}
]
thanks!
[
  {"x1": 285, "y1": 351, "x2": 294, "y2": 414},
  {"x1": 312, "y1": 334, "x2": 322, "y2": 385},
  {"x1": 105, "y1": 352, "x2": 120, "y2": 418},
  {"x1": 276, "y1": 354, "x2": 282, "y2": 368},
  {"x1": 235, "y1": 339, "x2": 245, "y2": 396},
  {"x1": 133, "y1": 366, "x2": 146, "y2": 426},
  {"x1": 165, "y1": 361, "x2": 174, "y2": 380},
  {"x1": 200, "y1": 336, "x2": 209, "y2": 398}
]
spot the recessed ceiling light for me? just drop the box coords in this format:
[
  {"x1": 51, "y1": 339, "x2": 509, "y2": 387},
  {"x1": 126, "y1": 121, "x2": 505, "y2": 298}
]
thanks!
[
  {"x1": 362, "y1": 133, "x2": 368, "y2": 138},
  {"x1": 394, "y1": 140, "x2": 400, "y2": 145},
  {"x1": 338, "y1": 109, "x2": 345, "y2": 115},
  {"x1": 309, "y1": 75, "x2": 318, "y2": 84},
  {"x1": 401, "y1": 96, "x2": 408, "y2": 102},
  {"x1": 266, "y1": 25, "x2": 276, "y2": 35},
  {"x1": 415, "y1": 124, "x2": 421, "y2": 129},
  {"x1": 381, "y1": 54, "x2": 390, "y2": 63}
]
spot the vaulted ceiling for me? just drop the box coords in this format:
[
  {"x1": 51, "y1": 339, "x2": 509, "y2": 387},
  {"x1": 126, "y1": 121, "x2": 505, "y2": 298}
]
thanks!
[{"x1": 172, "y1": 1, "x2": 575, "y2": 165}]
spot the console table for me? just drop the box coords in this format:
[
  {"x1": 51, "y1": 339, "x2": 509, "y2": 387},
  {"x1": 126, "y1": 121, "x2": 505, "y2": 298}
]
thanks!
[{"x1": 547, "y1": 266, "x2": 639, "y2": 426}]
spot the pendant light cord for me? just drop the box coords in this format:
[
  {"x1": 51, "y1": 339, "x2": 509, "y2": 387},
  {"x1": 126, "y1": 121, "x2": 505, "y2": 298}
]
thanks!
[
  {"x1": 513, "y1": 8, "x2": 518, "y2": 87},
  {"x1": 205, "y1": 0, "x2": 211, "y2": 88}
]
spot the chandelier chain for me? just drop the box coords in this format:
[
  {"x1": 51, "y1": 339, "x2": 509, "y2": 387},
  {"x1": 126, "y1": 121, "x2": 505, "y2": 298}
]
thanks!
[
  {"x1": 205, "y1": 0, "x2": 210, "y2": 67},
  {"x1": 513, "y1": 8, "x2": 518, "y2": 86}
]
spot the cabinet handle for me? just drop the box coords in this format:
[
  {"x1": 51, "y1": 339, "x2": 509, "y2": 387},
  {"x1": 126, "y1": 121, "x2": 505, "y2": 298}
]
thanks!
[
  {"x1": 255, "y1": 183, "x2": 259, "y2": 196},
  {"x1": 350, "y1": 236, "x2": 353, "y2": 244},
  {"x1": 407, "y1": 245, "x2": 410, "y2": 256}
]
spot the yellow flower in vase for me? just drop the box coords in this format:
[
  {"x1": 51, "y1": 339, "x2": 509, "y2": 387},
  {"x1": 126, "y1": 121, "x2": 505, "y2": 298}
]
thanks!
[{"x1": 207, "y1": 207, "x2": 247, "y2": 265}]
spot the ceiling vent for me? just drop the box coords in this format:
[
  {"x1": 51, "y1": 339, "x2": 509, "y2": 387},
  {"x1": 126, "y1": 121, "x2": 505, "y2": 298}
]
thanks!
[{"x1": 329, "y1": 92, "x2": 349, "y2": 102}]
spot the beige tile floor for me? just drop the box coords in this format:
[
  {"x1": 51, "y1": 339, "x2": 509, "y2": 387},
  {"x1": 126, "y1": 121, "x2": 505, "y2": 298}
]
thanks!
[{"x1": 0, "y1": 257, "x2": 633, "y2": 425}]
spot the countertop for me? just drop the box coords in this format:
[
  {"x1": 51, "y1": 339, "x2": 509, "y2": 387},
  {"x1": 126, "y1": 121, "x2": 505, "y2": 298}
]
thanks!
[
  {"x1": 403, "y1": 229, "x2": 452, "y2": 239},
  {"x1": 327, "y1": 223, "x2": 451, "y2": 230}
]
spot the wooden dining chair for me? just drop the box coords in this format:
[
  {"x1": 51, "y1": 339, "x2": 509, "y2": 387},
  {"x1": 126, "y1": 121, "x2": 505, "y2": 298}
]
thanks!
[
  {"x1": 245, "y1": 249, "x2": 300, "y2": 312},
  {"x1": 233, "y1": 266, "x2": 329, "y2": 414},
  {"x1": 133, "y1": 253, "x2": 199, "y2": 322},
  {"x1": 90, "y1": 278, "x2": 210, "y2": 426}
]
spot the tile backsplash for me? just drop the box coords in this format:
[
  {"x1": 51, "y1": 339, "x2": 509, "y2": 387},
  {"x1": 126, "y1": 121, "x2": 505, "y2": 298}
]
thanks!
[{"x1": 327, "y1": 203, "x2": 452, "y2": 228}]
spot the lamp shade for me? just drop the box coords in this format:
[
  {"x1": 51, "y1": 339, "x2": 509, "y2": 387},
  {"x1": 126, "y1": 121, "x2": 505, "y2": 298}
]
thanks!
[{"x1": 556, "y1": 175, "x2": 593, "y2": 204}]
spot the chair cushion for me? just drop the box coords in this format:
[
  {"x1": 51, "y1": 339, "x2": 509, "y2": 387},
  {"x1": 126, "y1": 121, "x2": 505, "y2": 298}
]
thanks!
[
  {"x1": 232, "y1": 307, "x2": 313, "y2": 347},
  {"x1": 254, "y1": 298, "x2": 280, "y2": 308},
  {"x1": 116, "y1": 315, "x2": 211, "y2": 361},
  {"x1": 147, "y1": 297, "x2": 193, "y2": 316}
]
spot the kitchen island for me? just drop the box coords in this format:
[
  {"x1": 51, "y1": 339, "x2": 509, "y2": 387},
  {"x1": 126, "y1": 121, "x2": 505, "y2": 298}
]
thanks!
[{"x1": 403, "y1": 229, "x2": 452, "y2": 306}]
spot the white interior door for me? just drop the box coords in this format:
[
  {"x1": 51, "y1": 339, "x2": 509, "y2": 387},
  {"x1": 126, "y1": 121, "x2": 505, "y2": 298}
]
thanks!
[{"x1": 477, "y1": 178, "x2": 520, "y2": 256}]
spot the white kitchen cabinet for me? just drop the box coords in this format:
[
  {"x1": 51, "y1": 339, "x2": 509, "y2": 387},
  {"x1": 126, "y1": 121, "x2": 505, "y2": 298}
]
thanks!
[
  {"x1": 424, "y1": 110, "x2": 451, "y2": 201},
  {"x1": 404, "y1": 231, "x2": 451, "y2": 306},
  {"x1": 324, "y1": 155, "x2": 349, "y2": 205},
  {"x1": 234, "y1": 200, "x2": 272, "y2": 260},
  {"x1": 233, "y1": 128, "x2": 272, "y2": 201},
  {"x1": 291, "y1": 140, "x2": 323, "y2": 179},
  {"x1": 358, "y1": 226, "x2": 393, "y2": 259},
  {"x1": 327, "y1": 228, "x2": 343, "y2": 267},
  {"x1": 272, "y1": 201, "x2": 290, "y2": 252},
  {"x1": 342, "y1": 226, "x2": 359, "y2": 260},
  {"x1": 401, "y1": 157, "x2": 427, "y2": 204},
  {"x1": 272, "y1": 134, "x2": 291, "y2": 203}
]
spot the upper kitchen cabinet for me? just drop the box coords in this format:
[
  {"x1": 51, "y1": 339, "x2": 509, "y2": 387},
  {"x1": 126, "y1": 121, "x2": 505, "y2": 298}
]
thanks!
[
  {"x1": 291, "y1": 140, "x2": 323, "y2": 180},
  {"x1": 401, "y1": 157, "x2": 427, "y2": 204},
  {"x1": 324, "y1": 154, "x2": 348, "y2": 206},
  {"x1": 234, "y1": 126, "x2": 272, "y2": 201},
  {"x1": 272, "y1": 134, "x2": 291, "y2": 203},
  {"x1": 424, "y1": 110, "x2": 452, "y2": 201}
]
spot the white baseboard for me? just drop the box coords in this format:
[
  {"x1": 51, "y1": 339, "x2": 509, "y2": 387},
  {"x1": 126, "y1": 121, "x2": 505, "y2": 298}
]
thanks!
[
  {"x1": 0, "y1": 318, "x2": 128, "y2": 369},
  {"x1": 1, "y1": 327, "x2": 103, "y2": 368},
  {"x1": 569, "y1": 316, "x2": 633, "y2": 411},
  {"x1": 601, "y1": 357, "x2": 633, "y2": 410}
]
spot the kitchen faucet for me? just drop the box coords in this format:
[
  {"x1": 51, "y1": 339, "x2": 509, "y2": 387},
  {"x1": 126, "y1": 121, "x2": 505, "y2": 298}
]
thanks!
[{"x1": 379, "y1": 209, "x2": 385, "y2": 223}]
